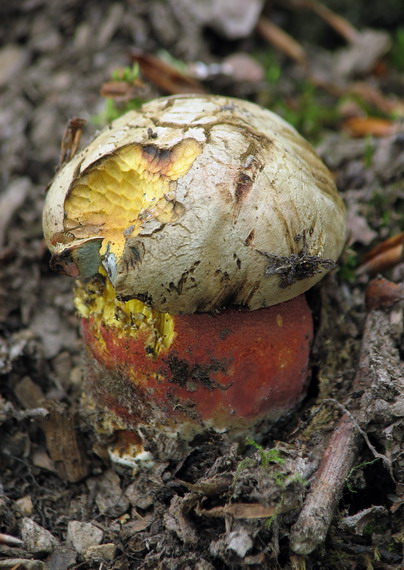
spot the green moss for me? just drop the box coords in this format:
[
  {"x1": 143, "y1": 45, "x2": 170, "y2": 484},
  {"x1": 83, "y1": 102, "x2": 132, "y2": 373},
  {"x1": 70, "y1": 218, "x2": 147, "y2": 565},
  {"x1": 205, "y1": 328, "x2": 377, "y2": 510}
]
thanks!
[
  {"x1": 363, "y1": 135, "x2": 376, "y2": 168},
  {"x1": 362, "y1": 521, "x2": 387, "y2": 536},
  {"x1": 362, "y1": 180, "x2": 404, "y2": 235},
  {"x1": 246, "y1": 439, "x2": 286, "y2": 468},
  {"x1": 254, "y1": 50, "x2": 340, "y2": 141},
  {"x1": 235, "y1": 441, "x2": 288, "y2": 486},
  {"x1": 345, "y1": 458, "x2": 380, "y2": 493},
  {"x1": 92, "y1": 97, "x2": 143, "y2": 126},
  {"x1": 92, "y1": 63, "x2": 143, "y2": 126},
  {"x1": 275, "y1": 82, "x2": 339, "y2": 141},
  {"x1": 254, "y1": 50, "x2": 282, "y2": 85},
  {"x1": 389, "y1": 27, "x2": 404, "y2": 71},
  {"x1": 235, "y1": 456, "x2": 256, "y2": 474},
  {"x1": 338, "y1": 252, "x2": 359, "y2": 283},
  {"x1": 263, "y1": 513, "x2": 277, "y2": 529},
  {"x1": 111, "y1": 63, "x2": 140, "y2": 83}
]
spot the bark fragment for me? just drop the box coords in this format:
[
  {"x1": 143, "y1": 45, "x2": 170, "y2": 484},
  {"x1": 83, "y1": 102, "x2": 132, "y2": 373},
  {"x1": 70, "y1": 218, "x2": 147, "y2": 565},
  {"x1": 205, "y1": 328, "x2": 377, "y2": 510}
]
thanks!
[{"x1": 41, "y1": 401, "x2": 89, "y2": 483}]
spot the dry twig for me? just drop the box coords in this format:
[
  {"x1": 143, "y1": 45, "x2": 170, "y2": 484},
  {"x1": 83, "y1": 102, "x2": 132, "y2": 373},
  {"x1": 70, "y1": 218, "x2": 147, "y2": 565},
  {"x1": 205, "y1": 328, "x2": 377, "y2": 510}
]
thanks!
[
  {"x1": 256, "y1": 17, "x2": 307, "y2": 65},
  {"x1": 290, "y1": 413, "x2": 361, "y2": 554},
  {"x1": 290, "y1": 279, "x2": 403, "y2": 555},
  {"x1": 281, "y1": 0, "x2": 359, "y2": 43},
  {"x1": 0, "y1": 534, "x2": 23, "y2": 547},
  {"x1": 130, "y1": 50, "x2": 205, "y2": 95}
]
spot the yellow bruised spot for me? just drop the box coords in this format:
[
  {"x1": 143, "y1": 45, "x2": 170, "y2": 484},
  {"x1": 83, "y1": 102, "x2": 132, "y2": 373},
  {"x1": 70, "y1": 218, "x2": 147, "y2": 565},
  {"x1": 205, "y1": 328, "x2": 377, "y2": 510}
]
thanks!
[
  {"x1": 277, "y1": 345, "x2": 294, "y2": 370},
  {"x1": 276, "y1": 314, "x2": 283, "y2": 327},
  {"x1": 63, "y1": 138, "x2": 201, "y2": 259},
  {"x1": 74, "y1": 272, "x2": 175, "y2": 356}
]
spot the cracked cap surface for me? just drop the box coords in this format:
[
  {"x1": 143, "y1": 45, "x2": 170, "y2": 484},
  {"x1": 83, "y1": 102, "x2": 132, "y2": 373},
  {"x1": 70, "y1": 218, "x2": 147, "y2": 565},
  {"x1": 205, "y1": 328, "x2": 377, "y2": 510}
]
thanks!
[{"x1": 43, "y1": 94, "x2": 346, "y2": 314}]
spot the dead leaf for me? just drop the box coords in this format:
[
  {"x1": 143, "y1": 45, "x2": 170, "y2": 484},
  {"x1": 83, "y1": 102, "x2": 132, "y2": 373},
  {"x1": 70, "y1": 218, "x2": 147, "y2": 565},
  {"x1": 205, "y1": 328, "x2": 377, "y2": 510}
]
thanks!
[
  {"x1": 349, "y1": 82, "x2": 404, "y2": 117},
  {"x1": 342, "y1": 116, "x2": 396, "y2": 138},
  {"x1": 338, "y1": 506, "x2": 388, "y2": 535},
  {"x1": 14, "y1": 376, "x2": 45, "y2": 409},
  {"x1": 222, "y1": 53, "x2": 265, "y2": 83},
  {"x1": 164, "y1": 494, "x2": 199, "y2": 544},
  {"x1": 174, "y1": 0, "x2": 265, "y2": 40},
  {"x1": 100, "y1": 81, "x2": 144, "y2": 102},
  {"x1": 0, "y1": 533, "x2": 24, "y2": 547},
  {"x1": 362, "y1": 232, "x2": 404, "y2": 262},
  {"x1": 358, "y1": 232, "x2": 404, "y2": 276},
  {"x1": 334, "y1": 29, "x2": 391, "y2": 78},
  {"x1": 365, "y1": 278, "x2": 404, "y2": 311},
  {"x1": 283, "y1": 1, "x2": 390, "y2": 77},
  {"x1": 59, "y1": 118, "x2": 86, "y2": 167},
  {"x1": 122, "y1": 516, "x2": 153, "y2": 534},
  {"x1": 179, "y1": 475, "x2": 233, "y2": 496},
  {"x1": 31, "y1": 449, "x2": 57, "y2": 474},
  {"x1": 41, "y1": 401, "x2": 89, "y2": 483},
  {"x1": 346, "y1": 204, "x2": 377, "y2": 246}
]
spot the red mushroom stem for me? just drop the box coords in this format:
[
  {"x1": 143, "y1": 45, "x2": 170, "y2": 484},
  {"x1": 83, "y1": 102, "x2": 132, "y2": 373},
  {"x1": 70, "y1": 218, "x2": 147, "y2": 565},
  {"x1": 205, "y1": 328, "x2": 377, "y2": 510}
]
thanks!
[{"x1": 78, "y1": 279, "x2": 313, "y2": 458}]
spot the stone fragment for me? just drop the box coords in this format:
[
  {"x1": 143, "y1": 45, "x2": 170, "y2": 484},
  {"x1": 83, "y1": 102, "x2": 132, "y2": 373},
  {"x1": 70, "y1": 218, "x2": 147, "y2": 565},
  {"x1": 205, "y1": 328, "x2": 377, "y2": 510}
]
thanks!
[
  {"x1": 45, "y1": 545, "x2": 77, "y2": 569},
  {"x1": 87, "y1": 469, "x2": 130, "y2": 517},
  {"x1": 20, "y1": 517, "x2": 58, "y2": 554},
  {"x1": 86, "y1": 543, "x2": 117, "y2": 561},
  {"x1": 0, "y1": 44, "x2": 29, "y2": 88},
  {"x1": 67, "y1": 521, "x2": 103, "y2": 556},
  {"x1": 15, "y1": 495, "x2": 33, "y2": 516}
]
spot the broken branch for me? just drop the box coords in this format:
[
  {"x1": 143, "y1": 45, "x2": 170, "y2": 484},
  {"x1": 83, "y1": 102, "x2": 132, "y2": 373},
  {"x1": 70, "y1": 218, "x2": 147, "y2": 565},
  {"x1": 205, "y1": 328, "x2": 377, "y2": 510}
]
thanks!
[
  {"x1": 290, "y1": 279, "x2": 403, "y2": 555},
  {"x1": 289, "y1": 413, "x2": 361, "y2": 555}
]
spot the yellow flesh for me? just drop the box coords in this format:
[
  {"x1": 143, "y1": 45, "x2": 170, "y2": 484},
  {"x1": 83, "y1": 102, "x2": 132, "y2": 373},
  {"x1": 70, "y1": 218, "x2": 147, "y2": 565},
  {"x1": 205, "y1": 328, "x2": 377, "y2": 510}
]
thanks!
[
  {"x1": 64, "y1": 140, "x2": 201, "y2": 258},
  {"x1": 74, "y1": 272, "x2": 175, "y2": 355},
  {"x1": 65, "y1": 139, "x2": 201, "y2": 354}
]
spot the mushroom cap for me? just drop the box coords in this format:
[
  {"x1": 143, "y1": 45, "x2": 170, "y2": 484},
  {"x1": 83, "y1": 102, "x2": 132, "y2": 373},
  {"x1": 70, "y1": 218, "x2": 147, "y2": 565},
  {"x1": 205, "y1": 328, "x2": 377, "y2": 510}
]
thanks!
[{"x1": 43, "y1": 94, "x2": 346, "y2": 314}]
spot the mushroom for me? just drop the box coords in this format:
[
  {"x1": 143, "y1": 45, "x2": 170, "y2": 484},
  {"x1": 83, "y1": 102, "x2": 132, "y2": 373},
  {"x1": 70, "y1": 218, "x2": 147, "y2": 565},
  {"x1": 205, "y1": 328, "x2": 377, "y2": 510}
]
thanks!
[{"x1": 43, "y1": 95, "x2": 346, "y2": 463}]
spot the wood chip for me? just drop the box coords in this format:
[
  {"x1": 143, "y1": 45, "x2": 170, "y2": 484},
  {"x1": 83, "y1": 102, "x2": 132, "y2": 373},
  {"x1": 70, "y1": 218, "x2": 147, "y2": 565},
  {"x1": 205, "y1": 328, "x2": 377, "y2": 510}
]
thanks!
[
  {"x1": 197, "y1": 502, "x2": 277, "y2": 519},
  {"x1": 365, "y1": 277, "x2": 404, "y2": 310},
  {"x1": 41, "y1": 401, "x2": 89, "y2": 483}
]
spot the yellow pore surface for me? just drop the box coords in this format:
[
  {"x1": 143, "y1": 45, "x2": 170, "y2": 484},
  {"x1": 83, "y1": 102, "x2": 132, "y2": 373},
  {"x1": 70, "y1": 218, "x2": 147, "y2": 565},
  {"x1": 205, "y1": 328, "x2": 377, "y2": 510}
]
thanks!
[
  {"x1": 64, "y1": 139, "x2": 201, "y2": 258},
  {"x1": 66, "y1": 139, "x2": 201, "y2": 355},
  {"x1": 74, "y1": 271, "x2": 175, "y2": 356}
]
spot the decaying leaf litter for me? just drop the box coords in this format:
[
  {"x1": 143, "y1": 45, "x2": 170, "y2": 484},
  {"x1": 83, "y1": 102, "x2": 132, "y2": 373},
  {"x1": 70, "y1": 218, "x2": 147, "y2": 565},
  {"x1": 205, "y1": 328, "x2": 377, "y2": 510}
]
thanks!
[{"x1": 0, "y1": 1, "x2": 403, "y2": 569}]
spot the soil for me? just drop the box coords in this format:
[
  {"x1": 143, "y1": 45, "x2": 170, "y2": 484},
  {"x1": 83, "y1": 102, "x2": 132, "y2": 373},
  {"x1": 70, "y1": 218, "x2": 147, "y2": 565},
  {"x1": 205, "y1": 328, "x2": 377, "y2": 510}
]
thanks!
[{"x1": 0, "y1": 1, "x2": 403, "y2": 569}]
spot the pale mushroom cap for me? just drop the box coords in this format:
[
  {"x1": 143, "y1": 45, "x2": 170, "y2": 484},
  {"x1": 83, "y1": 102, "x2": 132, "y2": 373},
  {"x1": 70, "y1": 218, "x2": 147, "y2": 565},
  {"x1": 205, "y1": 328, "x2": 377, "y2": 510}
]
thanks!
[{"x1": 43, "y1": 94, "x2": 346, "y2": 313}]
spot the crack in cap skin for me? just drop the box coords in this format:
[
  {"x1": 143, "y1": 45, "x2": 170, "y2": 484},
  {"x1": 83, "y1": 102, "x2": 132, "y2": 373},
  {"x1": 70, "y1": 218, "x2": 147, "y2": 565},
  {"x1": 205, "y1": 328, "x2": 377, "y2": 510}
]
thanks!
[{"x1": 43, "y1": 94, "x2": 346, "y2": 314}]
